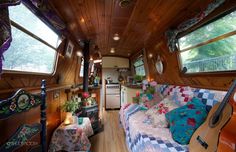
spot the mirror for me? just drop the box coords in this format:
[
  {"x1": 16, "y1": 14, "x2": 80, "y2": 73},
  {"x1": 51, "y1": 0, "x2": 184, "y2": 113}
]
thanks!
[{"x1": 154, "y1": 55, "x2": 164, "y2": 74}]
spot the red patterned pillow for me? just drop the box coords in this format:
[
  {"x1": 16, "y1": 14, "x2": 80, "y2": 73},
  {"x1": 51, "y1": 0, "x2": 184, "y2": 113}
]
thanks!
[{"x1": 167, "y1": 86, "x2": 194, "y2": 106}]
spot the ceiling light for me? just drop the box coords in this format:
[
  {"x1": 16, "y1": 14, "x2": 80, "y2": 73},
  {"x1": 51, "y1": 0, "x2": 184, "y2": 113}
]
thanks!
[
  {"x1": 148, "y1": 53, "x2": 153, "y2": 58},
  {"x1": 90, "y1": 57, "x2": 93, "y2": 61},
  {"x1": 76, "y1": 51, "x2": 83, "y2": 57},
  {"x1": 110, "y1": 48, "x2": 115, "y2": 53},
  {"x1": 94, "y1": 59, "x2": 102, "y2": 63},
  {"x1": 80, "y1": 17, "x2": 85, "y2": 23},
  {"x1": 113, "y1": 33, "x2": 120, "y2": 41}
]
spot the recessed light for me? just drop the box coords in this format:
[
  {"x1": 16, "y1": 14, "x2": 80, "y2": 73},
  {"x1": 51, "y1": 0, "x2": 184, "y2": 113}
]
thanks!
[
  {"x1": 80, "y1": 17, "x2": 85, "y2": 23},
  {"x1": 113, "y1": 33, "x2": 120, "y2": 41},
  {"x1": 148, "y1": 53, "x2": 153, "y2": 58},
  {"x1": 110, "y1": 48, "x2": 115, "y2": 53}
]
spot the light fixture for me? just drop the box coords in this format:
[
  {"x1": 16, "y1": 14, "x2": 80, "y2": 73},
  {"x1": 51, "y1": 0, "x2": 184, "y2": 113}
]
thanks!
[
  {"x1": 113, "y1": 33, "x2": 120, "y2": 41},
  {"x1": 110, "y1": 48, "x2": 115, "y2": 53},
  {"x1": 148, "y1": 53, "x2": 153, "y2": 58},
  {"x1": 90, "y1": 57, "x2": 93, "y2": 61},
  {"x1": 128, "y1": 53, "x2": 131, "y2": 56},
  {"x1": 119, "y1": 0, "x2": 131, "y2": 8},
  {"x1": 76, "y1": 51, "x2": 83, "y2": 57},
  {"x1": 94, "y1": 59, "x2": 102, "y2": 63},
  {"x1": 80, "y1": 17, "x2": 85, "y2": 23}
]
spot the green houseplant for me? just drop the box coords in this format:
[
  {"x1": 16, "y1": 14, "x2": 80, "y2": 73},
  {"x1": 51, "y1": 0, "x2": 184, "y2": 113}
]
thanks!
[
  {"x1": 134, "y1": 75, "x2": 143, "y2": 83},
  {"x1": 61, "y1": 99, "x2": 79, "y2": 114},
  {"x1": 61, "y1": 99, "x2": 79, "y2": 125}
]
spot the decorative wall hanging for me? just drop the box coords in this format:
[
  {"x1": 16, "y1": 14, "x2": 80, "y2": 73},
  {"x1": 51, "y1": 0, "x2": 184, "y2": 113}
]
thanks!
[
  {"x1": 65, "y1": 40, "x2": 74, "y2": 58},
  {"x1": 166, "y1": 0, "x2": 226, "y2": 52}
]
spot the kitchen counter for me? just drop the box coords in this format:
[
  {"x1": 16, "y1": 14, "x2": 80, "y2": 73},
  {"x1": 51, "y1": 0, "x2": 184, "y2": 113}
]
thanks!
[
  {"x1": 122, "y1": 84, "x2": 142, "y2": 89},
  {"x1": 121, "y1": 85, "x2": 142, "y2": 106}
]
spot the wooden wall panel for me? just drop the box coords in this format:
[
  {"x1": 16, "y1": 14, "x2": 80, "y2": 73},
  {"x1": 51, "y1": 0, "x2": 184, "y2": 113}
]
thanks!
[{"x1": 146, "y1": 39, "x2": 236, "y2": 91}]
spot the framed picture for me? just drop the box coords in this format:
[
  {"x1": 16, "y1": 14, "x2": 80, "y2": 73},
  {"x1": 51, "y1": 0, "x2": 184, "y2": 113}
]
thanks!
[{"x1": 65, "y1": 40, "x2": 74, "y2": 58}]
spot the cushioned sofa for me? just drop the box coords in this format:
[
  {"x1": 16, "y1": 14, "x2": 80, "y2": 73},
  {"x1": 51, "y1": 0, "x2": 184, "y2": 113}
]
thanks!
[{"x1": 119, "y1": 84, "x2": 226, "y2": 152}]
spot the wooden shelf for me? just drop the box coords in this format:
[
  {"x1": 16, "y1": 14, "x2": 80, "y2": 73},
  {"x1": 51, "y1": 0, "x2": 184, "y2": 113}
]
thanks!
[{"x1": 0, "y1": 84, "x2": 72, "y2": 95}]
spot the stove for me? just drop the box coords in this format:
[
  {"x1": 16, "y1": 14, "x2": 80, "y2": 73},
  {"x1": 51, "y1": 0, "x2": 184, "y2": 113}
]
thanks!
[{"x1": 105, "y1": 84, "x2": 120, "y2": 109}]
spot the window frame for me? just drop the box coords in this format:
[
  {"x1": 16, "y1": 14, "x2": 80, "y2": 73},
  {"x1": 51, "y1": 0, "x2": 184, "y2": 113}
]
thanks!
[
  {"x1": 79, "y1": 58, "x2": 84, "y2": 77},
  {"x1": 177, "y1": 8, "x2": 236, "y2": 76},
  {"x1": 2, "y1": 4, "x2": 59, "y2": 76},
  {"x1": 133, "y1": 56, "x2": 146, "y2": 76}
]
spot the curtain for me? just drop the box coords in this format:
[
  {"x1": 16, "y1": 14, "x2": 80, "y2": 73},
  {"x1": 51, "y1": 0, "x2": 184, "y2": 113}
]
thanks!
[
  {"x1": 166, "y1": 0, "x2": 226, "y2": 52},
  {"x1": 0, "y1": 0, "x2": 21, "y2": 75}
]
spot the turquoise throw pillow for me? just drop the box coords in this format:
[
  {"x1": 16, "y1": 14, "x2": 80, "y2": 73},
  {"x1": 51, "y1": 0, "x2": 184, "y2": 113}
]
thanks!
[{"x1": 165, "y1": 97, "x2": 207, "y2": 145}]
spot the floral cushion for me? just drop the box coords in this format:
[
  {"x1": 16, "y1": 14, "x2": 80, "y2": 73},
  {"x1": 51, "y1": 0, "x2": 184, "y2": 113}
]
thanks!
[
  {"x1": 165, "y1": 97, "x2": 207, "y2": 145},
  {"x1": 144, "y1": 97, "x2": 179, "y2": 128},
  {"x1": 140, "y1": 92, "x2": 163, "y2": 109}
]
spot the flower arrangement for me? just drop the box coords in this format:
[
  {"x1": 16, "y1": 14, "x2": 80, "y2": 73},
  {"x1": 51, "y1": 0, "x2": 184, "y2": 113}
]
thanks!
[
  {"x1": 141, "y1": 80, "x2": 158, "y2": 102},
  {"x1": 81, "y1": 92, "x2": 96, "y2": 106}
]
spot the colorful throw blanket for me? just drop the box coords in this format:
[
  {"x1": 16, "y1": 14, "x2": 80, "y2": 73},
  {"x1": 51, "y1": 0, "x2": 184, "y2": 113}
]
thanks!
[{"x1": 120, "y1": 105, "x2": 188, "y2": 152}]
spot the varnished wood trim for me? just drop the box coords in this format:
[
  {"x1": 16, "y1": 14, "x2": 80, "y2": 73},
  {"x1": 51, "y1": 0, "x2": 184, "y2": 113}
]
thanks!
[
  {"x1": 11, "y1": 21, "x2": 57, "y2": 50},
  {"x1": 2, "y1": 53, "x2": 59, "y2": 77},
  {"x1": 0, "y1": 84, "x2": 72, "y2": 95}
]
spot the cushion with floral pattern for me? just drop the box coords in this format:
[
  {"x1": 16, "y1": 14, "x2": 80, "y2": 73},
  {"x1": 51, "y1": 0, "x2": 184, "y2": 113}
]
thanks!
[
  {"x1": 165, "y1": 97, "x2": 207, "y2": 145},
  {"x1": 144, "y1": 97, "x2": 179, "y2": 127},
  {"x1": 140, "y1": 91, "x2": 164, "y2": 109}
]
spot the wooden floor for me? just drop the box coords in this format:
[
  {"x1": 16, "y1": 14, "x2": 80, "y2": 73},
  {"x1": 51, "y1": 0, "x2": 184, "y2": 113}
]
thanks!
[{"x1": 90, "y1": 110, "x2": 129, "y2": 152}]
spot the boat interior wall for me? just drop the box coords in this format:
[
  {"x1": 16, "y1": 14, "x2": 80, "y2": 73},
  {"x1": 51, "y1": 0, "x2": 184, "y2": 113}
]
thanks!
[
  {"x1": 0, "y1": 34, "x2": 83, "y2": 149},
  {"x1": 145, "y1": 0, "x2": 236, "y2": 91},
  {"x1": 147, "y1": 39, "x2": 236, "y2": 91}
]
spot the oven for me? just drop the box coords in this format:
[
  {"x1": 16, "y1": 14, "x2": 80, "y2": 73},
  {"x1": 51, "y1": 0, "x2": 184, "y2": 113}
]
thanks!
[{"x1": 105, "y1": 84, "x2": 120, "y2": 109}]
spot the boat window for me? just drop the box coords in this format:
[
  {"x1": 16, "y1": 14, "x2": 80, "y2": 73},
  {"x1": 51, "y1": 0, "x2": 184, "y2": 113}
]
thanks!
[
  {"x1": 178, "y1": 10, "x2": 236, "y2": 73},
  {"x1": 3, "y1": 4, "x2": 59, "y2": 74},
  {"x1": 80, "y1": 58, "x2": 84, "y2": 77},
  {"x1": 134, "y1": 58, "x2": 145, "y2": 76}
]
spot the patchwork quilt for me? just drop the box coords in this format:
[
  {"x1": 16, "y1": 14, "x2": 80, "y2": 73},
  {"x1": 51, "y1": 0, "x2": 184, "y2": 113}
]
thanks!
[
  {"x1": 119, "y1": 84, "x2": 227, "y2": 152},
  {"x1": 123, "y1": 107, "x2": 188, "y2": 152}
]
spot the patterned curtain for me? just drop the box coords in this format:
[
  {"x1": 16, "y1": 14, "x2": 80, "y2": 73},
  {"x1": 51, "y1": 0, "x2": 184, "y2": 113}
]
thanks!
[
  {"x1": 0, "y1": 0, "x2": 21, "y2": 75},
  {"x1": 0, "y1": 0, "x2": 66, "y2": 76},
  {"x1": 166, "y1": 0, "x2": 226, "y2": 52},
  {"x1": 22, "y1": 0, "x2": 66, "y2": 34}
]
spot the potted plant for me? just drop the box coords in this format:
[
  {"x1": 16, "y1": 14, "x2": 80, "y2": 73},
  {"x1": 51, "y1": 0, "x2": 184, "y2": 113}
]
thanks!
[
  {"x1": 134, "y1": 75, "x2": 143, "y2": 84},
  {"x1": 61, "y1": 99, "x2": 79, "y2": 125}
]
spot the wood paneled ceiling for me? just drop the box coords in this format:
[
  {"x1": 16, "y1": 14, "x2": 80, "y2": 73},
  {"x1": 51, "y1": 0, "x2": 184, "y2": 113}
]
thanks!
[{"x1": 50, "y1": 0, "x2": 214, "y2": 57}]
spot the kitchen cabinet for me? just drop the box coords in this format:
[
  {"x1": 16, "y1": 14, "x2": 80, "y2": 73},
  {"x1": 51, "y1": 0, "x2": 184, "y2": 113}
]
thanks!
[
  {"x1": 102, "y1": 57, "x2": 129, "y2": 68},
  {"x1": 121, "y1": 85, "x2": 141, "y2": 106}
]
